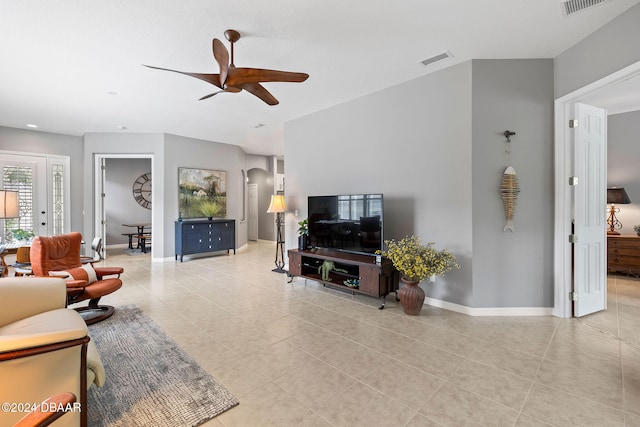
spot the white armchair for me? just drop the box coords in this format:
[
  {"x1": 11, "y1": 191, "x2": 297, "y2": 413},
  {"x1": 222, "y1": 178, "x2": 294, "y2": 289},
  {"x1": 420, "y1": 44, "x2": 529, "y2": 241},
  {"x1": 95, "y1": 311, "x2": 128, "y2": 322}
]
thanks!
[{"x1": 0, "y1": 277, "x2": 105, "y2": 427}]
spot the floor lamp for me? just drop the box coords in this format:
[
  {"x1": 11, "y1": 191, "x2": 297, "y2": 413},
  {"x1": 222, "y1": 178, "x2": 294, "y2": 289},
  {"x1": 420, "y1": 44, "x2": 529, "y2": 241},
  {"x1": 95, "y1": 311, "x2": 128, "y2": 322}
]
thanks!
[{"x1": 267, "y1": 194, "x2": 287, "y2": 273}]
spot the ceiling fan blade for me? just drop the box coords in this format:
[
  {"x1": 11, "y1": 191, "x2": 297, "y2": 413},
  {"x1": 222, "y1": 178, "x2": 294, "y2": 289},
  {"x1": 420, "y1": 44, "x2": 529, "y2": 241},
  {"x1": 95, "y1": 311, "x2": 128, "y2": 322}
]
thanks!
[
  {"x1": 212, "y1": 38, "x2": 229, "y2": 86},
  {"x1": 227, "y1": 68, "x2": 309, "y2": 87},
  {"x1": 199, "y1": 86, "x2": 243, "y2": 101},
  {"x1": 143, "y1": 65, "x2": 222, "y2": 89},
  {"x1": 199, "y1": 91, "x2": 225, "y2": 100},
  {"x1": 240, "y1": 82, "x2": 279, "y2": 106}
]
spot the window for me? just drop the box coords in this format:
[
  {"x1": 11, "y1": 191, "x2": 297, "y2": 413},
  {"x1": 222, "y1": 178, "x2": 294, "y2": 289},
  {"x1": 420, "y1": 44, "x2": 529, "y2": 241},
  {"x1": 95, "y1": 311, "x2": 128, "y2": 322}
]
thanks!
[{"x1": 2, "y1": 165, "x2": 34, "y2": 242}]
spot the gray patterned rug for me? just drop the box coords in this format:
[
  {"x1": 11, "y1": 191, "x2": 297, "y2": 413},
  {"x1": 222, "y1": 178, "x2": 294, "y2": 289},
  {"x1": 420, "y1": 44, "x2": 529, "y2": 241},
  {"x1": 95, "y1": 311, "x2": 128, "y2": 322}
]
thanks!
[{"x1": 87, "y1": 305, "x2": 238, "y2": 426}]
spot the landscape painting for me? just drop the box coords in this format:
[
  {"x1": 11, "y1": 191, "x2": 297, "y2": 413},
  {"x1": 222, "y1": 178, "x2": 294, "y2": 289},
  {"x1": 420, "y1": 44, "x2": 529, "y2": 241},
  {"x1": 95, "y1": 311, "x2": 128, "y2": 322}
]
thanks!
[{"x1": 178, "y1": 167, "x2": 227, "y2": 219}]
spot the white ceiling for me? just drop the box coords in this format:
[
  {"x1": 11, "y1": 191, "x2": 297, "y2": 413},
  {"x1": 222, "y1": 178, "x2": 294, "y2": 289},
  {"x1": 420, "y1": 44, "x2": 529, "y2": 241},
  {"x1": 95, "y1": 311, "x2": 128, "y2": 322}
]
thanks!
[{"x1": 1, "y1": 0, "x2": 639, "y2": 156}]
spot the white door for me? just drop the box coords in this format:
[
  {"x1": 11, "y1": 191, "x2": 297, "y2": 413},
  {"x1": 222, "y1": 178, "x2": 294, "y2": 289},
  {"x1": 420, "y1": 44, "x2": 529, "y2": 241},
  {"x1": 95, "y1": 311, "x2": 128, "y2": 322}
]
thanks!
[
  {"x1": 0, "y1": 154, "x2": 48, "y2": 238},
  {"x1": 573, "y1": 102, "x2": 607, "y2": 317},
  {"x1": 95, "y1": 156, "x2": 107, "y2": 259},
  {"x1": 248, "y1": 184, "x2": 258, "y2": 241}
]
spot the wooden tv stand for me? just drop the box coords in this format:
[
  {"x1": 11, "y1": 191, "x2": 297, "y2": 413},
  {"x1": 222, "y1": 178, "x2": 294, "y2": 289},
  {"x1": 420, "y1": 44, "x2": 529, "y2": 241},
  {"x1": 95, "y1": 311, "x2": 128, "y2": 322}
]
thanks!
[{"x1": 288, "y1": 248, "x2": 399, "y2": 309}]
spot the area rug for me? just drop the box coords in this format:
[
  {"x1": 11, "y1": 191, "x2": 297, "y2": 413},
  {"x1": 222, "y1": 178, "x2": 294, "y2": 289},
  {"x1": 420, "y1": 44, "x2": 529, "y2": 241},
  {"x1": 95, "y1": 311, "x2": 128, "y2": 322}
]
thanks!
[{"x1": 87, "y1": 305, "x2": 238, "y2": 427}]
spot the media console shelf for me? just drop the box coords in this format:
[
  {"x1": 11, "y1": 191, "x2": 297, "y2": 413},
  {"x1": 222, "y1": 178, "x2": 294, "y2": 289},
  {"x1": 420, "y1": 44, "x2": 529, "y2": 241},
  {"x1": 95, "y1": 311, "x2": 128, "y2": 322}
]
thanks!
[{"x1": 288, "y1": 248, "x2": 399, "y2": 309}]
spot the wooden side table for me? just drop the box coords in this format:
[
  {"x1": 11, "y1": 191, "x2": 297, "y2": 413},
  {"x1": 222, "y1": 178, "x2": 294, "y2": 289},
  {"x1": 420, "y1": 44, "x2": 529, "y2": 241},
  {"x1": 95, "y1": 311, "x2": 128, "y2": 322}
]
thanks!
[{"x1": 0, "y1": 244, "x2": 30, "y2": 277}]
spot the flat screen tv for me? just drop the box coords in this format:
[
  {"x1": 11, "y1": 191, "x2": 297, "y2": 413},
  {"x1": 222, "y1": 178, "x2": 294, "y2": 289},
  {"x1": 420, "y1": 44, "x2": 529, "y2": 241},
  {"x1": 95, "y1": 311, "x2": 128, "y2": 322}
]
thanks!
[{"x1": 307, "y1": 194, "x2": 383, "y2": 256}]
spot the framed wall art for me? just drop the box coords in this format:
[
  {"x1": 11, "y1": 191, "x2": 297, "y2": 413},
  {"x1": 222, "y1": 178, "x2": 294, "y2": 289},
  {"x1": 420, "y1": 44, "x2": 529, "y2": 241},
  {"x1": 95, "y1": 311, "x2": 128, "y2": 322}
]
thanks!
[{"x1": 178, "y1": 167, "x2": 227, "y2": 219}]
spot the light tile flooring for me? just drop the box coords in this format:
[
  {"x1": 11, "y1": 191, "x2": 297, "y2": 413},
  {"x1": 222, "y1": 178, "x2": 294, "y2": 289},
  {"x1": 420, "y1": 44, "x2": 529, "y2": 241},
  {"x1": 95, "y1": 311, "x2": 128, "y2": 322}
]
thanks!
[{"x1": 93, "y1": 242, "x2": 640, "y2": 427}]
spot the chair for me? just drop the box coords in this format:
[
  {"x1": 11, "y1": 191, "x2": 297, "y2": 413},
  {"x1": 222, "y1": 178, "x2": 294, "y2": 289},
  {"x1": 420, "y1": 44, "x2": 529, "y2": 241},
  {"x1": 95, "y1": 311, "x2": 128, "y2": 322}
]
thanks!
[
  {"x1": 81, "y1": 237, "x2": 103, "y2": 264},
  {"x1": 0, "y1": 277, "x2": 105, "y2": 427},
  {"x1": 30, "y1": 232, "x2": 124, "y2": 325}
]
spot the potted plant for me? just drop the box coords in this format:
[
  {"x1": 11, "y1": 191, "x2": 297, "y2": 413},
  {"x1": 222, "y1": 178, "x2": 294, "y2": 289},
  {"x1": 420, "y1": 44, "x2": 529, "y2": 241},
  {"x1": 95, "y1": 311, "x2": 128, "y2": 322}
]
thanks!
[
  {"x1": 377, "y1": 235, "x2": 459, "y2": 315},
  {"x1": 199, "y1": 201, "x2": 224, "y2": 220},
  {"x1": 12, "y1": 228, "x2": 35, "y2": 242},
  {"x1": 297, "y1": 218, "x2": 309, "y2": 250}
]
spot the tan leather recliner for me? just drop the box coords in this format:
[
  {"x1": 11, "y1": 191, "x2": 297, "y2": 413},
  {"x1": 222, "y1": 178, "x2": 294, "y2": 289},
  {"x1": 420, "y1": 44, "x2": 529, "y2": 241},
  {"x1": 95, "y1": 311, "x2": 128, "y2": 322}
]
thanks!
[
  {"x1": 30, "y1": 232, "x2": 124, "y2": 325},
  {"x1": 0, "y1": 277, "x2": 105, "y2": 427}
]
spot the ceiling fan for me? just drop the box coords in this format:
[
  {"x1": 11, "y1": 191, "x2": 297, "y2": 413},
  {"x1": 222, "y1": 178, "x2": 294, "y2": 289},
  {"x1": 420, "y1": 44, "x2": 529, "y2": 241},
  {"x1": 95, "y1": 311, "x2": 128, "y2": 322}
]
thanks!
[{"x1": 144, "y1": 29, "x2": 309, "y2": 106}]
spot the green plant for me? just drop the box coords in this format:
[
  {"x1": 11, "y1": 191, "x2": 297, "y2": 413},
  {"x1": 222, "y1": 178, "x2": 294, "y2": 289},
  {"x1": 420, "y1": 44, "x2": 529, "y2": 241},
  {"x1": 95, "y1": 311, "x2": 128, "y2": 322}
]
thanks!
[
  {"x1": 297, "y1": 218, "x2": 309, "y2": 236},
  {"x1": 199, "y1": 200, "x2": 224, "y2": 218},
  {"x1": 12, "y1": 228, "x2": 34, "y2": 241},
  {"x1": 377, "y1": 235, "x2": 459, "y2": 282}
]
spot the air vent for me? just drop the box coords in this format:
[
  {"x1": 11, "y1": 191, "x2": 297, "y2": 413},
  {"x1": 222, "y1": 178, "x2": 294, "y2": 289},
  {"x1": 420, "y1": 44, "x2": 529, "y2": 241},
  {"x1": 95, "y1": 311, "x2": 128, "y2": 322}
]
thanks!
[
  {"x1": 420, "y1": 52, "x2": 452, "y2": 67},
  {"x1": 561, "y1": 0, "x2": 611, "y2": 17}
]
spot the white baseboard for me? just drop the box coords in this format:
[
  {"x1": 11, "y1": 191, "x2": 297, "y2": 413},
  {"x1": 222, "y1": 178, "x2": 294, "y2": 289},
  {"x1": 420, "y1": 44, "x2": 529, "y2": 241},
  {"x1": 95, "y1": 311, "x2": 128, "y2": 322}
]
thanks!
[{"x1": 424, "y1": 297, "x2": 553, "y2": 316}]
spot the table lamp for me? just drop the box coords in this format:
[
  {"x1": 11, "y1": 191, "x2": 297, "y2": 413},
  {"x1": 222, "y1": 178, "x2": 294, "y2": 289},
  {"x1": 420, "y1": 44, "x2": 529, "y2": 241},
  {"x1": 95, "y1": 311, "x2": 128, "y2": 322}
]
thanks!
[
  {"x1": 0, "y1": 190, "x2": 19, "y2": 276},
  {"x1": 267, "y1": 194, "x2": 287, "y2": 273},
  {"x1": 607, "y1": 187, "x2": 631, "y2": 235},
  {"x1": 0, "y1": 190, "x2": 19, "y2": 220}
]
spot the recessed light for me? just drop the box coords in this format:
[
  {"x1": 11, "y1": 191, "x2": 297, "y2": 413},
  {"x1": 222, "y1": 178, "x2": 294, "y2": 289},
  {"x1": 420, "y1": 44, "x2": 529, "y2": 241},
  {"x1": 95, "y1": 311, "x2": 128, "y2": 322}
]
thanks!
[
  {"x1": 26, "y1": 124, "x2": 38, "y2": 128},
  {"x1": 107, "y1": 91, "x2": 118, "y2": 96}
]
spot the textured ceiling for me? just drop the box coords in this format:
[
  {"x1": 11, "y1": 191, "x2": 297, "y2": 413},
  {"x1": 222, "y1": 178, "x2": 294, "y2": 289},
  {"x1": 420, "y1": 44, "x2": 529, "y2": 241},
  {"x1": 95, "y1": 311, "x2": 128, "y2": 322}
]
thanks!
[{"x1": 1, "y1": 0, "x2": 639, "y2": 156}]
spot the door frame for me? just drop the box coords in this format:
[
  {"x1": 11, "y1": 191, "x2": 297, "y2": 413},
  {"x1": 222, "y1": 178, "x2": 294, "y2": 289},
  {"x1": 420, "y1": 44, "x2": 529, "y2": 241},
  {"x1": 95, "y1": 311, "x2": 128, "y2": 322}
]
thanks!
[
  {"x1": 93, "y1": 154, "x2": 154, "y2": 258},
  {"x1": 248, "y1": 183, "x2": 258, "y2": 241},
  {"x1": 554, "y1": 60, "x2": 640, "y2": 317},
  {"x1": 0, "y1": 150, "x2": 71, "y2": 236}
]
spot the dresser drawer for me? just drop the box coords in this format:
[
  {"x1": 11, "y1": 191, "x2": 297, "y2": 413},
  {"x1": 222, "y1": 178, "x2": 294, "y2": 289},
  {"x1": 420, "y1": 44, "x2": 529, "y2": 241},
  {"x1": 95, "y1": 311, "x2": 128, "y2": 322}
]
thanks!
[
  {"x1": 609, "y1": 255, "x2": 640, "y2": 268},
  {"x1": 608, "y1": 238, "x2": 640, "y2": 250},
  {"x1": 607, "y1": 235, "x2": 640, "y2": 273}
]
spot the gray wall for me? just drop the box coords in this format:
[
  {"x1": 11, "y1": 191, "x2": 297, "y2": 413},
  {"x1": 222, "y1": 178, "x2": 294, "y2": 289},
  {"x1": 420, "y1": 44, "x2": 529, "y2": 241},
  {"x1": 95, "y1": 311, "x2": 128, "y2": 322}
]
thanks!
[
  {"x1": 471, "y1": 59, "x2": 555, "y2": 308},
  {"x1": 285, "y1": 62, "x2": 474, "y2": 306},
  {"x1": 608, "y1": 110, "x2": 640, "y2": 235},
  {"x1": 555, "y1": 3, "x2": 640, "y2": 98},
  {"x1": 248, "y1": 168, "x2": 276, "y2": 241},
  {"x1": 164, "y1": 133, "x2": 248, "y2": 254},
  {"x1": 104, "y1": 158, "x2": 152, "y2": 245},
  {"x1": 285, "y1": 58, "x2": 556, "y2": 309},
  {"x1": 0, "y1": 126, "x2": 84, "y2": 233},
  {"x1": 84, "y1": 132, "x2": 256, "y2": 259}
]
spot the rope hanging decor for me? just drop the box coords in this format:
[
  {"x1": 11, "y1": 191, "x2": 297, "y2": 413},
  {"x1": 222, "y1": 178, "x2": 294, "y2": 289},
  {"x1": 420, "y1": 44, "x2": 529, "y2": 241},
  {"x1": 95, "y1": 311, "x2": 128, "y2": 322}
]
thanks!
[{"x1": 500, "y1": 130, "x2": 520, "y2": 232}]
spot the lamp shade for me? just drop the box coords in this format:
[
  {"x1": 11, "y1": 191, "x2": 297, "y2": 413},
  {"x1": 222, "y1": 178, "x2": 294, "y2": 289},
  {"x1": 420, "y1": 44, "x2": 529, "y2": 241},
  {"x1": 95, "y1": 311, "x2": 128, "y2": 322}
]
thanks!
[
  {"x1": 266, "y1": 194, "x2": 287, "y2": 213},
  {"x1": 0, "y1": 190, "x2": 19, "y2": 218},
  {"x1": 607, "y1": 187, "x2": 631, "y2": 204}
]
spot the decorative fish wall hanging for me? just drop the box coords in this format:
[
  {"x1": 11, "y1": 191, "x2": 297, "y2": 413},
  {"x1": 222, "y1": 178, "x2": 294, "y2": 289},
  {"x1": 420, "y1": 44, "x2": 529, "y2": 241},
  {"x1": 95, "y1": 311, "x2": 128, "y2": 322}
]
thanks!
[{"x1": 500, "y1": 166, "x2": 520, "y2": 232}]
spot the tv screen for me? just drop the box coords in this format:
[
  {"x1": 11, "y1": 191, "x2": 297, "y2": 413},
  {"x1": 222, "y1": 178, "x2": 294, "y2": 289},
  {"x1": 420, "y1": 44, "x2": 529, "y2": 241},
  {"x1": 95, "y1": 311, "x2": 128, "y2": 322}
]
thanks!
[{"x1": 307, "y1": 194, "x2": 383, "y2": 255}]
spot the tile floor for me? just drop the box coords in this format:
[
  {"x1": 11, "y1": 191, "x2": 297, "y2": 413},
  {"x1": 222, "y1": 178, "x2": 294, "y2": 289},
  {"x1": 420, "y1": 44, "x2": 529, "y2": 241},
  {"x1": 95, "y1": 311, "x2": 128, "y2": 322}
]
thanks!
[{"x1": 94, "y1": 242, "x2": 640, "y2": 427}]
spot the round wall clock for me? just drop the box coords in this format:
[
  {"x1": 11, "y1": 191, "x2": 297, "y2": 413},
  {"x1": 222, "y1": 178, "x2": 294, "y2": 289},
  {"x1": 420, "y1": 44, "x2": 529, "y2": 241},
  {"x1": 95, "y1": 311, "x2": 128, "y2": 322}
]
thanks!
[{"x1": 132, "y1": 172, "x2": 152, "y2": 209}]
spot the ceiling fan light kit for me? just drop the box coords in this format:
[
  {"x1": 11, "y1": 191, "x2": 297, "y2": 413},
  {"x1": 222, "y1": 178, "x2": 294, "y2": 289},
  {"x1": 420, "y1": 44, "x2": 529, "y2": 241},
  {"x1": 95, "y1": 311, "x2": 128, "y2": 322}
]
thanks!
[{"x1": 144, "y1": 29, "x2": 309, "y2": 106}]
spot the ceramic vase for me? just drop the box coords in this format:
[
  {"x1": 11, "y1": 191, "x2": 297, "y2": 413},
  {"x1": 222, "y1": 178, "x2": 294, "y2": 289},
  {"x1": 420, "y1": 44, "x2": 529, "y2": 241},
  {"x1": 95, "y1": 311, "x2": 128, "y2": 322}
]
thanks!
[{"x1": 398, "y1": 278, "x2": 425, "y2": 315}]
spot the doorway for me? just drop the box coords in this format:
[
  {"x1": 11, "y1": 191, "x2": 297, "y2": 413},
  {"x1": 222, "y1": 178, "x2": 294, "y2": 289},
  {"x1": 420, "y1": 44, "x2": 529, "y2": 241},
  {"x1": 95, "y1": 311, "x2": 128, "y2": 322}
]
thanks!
[
  {"x1": 0, "y1": 151, "x2": 70, "y2": 239},
  {"x1": 554, "y1": 60, "x2": 640, "y2": 318},
  {"x1": 248, "y1": 183, "x2": 258, "y2": 241},
  {"x1": 94, "y1": 154, "x2": 153, "y2": 258}
]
